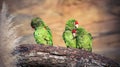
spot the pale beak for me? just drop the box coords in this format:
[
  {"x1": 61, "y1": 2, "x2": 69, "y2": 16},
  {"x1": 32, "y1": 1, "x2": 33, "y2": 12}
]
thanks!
[
  {"x1": 75, "y1": 24, "x2": 78, "y2": 28},
  {"x1": 73, "y1": 33, "x2": 76, "y2": 37}
]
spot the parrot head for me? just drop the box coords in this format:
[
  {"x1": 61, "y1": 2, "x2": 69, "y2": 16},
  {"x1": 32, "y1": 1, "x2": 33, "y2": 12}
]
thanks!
[
  {"x1": 74, "y1": 21, "x2": 79, "y2": 28},
  {"x1": 65, "y1": 19, "x2": 79, "y2": 30},
  {"x1": 31, "y1": 17, "x2": 44, "y2": 29},
  {"x1": 72, "y1": 29, "x2": 77, "y2": 37}
]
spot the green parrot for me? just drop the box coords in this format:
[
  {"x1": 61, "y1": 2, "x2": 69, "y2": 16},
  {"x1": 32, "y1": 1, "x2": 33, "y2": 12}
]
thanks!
[
  {"x1": 63, "y1": 19, "x2": 92, "y2": 51},
  {"x1": 62, "y1": 19, "x2": 78, "y2": 48},
  {"x1": 31, "y1": 17, "x2": 53, "y2": 46},
  {"x1": 74, "y1": 27, "x2": 93, "y2": 52}
]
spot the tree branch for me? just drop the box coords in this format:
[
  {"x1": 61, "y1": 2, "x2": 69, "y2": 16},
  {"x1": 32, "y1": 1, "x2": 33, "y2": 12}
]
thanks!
[{"x1": 13, "y1": 44, "x2": 119, "y2": 67}]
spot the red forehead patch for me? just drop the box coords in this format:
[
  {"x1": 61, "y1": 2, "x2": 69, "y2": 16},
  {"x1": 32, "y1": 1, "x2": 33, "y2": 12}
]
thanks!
[
  {"x1": 72, "y1": 29, "x2": 76, "y2": 33},
  {"x1": 75, "y1": 21, "x2": 79, "y2": 25}
]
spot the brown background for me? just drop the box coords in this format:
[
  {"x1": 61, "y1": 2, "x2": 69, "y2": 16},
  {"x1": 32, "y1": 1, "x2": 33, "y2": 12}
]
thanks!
[{"x1": 0, "y1": 0, "x2": 120, "y2": 63}]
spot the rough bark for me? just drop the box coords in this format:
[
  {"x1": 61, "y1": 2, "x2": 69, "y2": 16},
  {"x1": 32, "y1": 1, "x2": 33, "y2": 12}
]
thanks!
[{"x1": 13, "y1": 44, "x2": 119, "y2": 67}]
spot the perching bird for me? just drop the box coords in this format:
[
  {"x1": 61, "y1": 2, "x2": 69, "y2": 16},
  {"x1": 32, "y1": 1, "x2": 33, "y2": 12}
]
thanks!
[
  {"x1": 31, "y1": 17, "x2": 53, "y2": 46},
  {"x1": 62, "y1": 19, "x2": 78, "y2": 48},
  {"x1": 63, "y1": 19, "x2": 92, "y2": 51},
  {"x1": 73, "y1": 27, "x2": 93, "y2": 52}
]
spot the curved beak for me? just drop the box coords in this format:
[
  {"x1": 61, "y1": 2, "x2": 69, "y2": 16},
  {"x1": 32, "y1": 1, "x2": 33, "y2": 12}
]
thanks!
[
  {"x1": 72, "y1": 33, "x2": 76, "y2": 37},
  {"x1": 75, "y1": 24, "x2": 78, "y2": 28}
]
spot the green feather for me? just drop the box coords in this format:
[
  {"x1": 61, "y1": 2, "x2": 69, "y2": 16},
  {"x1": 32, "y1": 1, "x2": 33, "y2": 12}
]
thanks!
[
  {"x1": 65, "y1": 19, "x2": 76, "y2": 31},
  {"x1": 63, "y1": 30, "x2": 76, "y2": 48},
  {"x1": 31, "y1": 17, "x2": 53, "y2": 46},
  {"x1": 76, "y1": 27, "x2": 92, "y2": 51}
]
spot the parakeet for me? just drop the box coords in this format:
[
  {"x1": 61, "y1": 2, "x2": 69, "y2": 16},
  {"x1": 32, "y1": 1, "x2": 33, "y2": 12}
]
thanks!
[
  {"x1": 73, "y1": 26, "x2": 93, "y2": 52},
  {"x1": 31, "y1": 17, "x2": 53, "y2": 46},
  {"x1": 63, "y1": 19, "x2": 92, "y2": 51},
  {"x1": 62, "y1": 19, "x2": 78, "y2": 48}
]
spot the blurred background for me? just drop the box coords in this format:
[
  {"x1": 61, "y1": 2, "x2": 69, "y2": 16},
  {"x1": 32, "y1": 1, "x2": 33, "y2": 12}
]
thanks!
[{"x1": 0, "y1": 0, "x2": 120, "y2": 63}]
